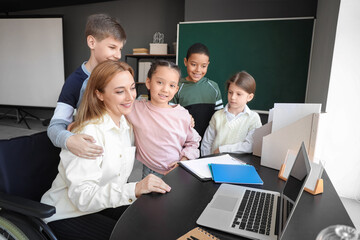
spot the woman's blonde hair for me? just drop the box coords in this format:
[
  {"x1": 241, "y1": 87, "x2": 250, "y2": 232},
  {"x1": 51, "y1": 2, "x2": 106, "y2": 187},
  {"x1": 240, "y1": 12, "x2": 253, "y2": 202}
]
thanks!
[{"x1": 70, "y1": 60, "x2": 134, "y2": 133}]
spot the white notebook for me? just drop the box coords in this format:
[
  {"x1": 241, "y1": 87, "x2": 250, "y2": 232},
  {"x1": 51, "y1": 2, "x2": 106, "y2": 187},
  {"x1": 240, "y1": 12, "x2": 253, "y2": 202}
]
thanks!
[{"x1": 179, "y1": 154, "x2": 246, "y2": 181}]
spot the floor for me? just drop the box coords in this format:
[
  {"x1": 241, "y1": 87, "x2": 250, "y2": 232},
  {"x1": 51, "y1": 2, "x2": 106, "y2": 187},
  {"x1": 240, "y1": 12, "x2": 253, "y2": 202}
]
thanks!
[{"x1": 0, "y1": 115, "x2": 359, "y2": 230}]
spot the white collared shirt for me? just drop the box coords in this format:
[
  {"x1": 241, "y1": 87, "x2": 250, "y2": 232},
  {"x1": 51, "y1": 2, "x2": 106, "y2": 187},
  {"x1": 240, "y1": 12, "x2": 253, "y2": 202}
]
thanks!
[
  {"x1": 201, "y1": 104, "x2": 262, "y2": 156},
  {"x1": 41, "y1": 114, "x2": 137, "y2": 222}
]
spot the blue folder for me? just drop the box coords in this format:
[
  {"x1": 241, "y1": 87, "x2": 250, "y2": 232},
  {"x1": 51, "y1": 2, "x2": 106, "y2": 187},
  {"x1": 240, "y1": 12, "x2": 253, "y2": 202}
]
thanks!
[{"x1": 209, "y1": 164, "x2": 263, "y2": 185}]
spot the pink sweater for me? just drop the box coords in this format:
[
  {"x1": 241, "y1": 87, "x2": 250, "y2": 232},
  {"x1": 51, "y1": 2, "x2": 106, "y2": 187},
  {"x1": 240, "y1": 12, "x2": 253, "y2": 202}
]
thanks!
[{"x1": 126, "y1": 100, "x2": 201, "y2": 174}]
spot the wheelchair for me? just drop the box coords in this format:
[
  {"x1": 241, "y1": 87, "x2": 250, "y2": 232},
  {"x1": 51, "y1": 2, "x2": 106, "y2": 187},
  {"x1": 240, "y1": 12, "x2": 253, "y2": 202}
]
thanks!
[{"x1": 0, "y1": 131, "x2": 61, "y2": 239}]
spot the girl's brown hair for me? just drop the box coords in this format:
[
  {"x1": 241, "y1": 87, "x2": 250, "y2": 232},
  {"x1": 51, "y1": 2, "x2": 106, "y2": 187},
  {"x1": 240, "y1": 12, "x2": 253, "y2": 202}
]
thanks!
[
  {"x1": 226, "y1": 71, "x2": 256, "y2": 94},
  {"x1": 70, "y1": 60, "x2": 134, "y2": 133},
  {"x1": 147, "y1": 59, "x2": 181, "y2": 79}
]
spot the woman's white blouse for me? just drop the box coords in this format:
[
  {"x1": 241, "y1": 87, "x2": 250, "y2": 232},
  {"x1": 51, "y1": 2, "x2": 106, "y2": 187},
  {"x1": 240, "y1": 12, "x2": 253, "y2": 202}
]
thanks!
[{"x1": 41, "y1": 114, "x2": 137, "y2": 222}]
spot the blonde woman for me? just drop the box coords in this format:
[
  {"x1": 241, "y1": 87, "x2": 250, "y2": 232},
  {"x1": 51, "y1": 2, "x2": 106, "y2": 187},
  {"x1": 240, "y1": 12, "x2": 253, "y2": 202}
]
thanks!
[{"x1": 41, "y1": 60, "x2": 171, "y2": 240}]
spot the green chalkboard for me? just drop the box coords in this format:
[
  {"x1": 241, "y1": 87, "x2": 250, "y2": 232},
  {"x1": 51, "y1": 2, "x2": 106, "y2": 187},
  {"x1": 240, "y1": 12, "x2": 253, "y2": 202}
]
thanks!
[{"x1": 177, "y1": 18, "x2": 314, "y2": 111}]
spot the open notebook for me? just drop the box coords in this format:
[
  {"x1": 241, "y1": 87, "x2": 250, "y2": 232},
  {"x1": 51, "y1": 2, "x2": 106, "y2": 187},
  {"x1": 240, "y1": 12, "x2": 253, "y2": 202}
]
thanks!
[{"x1": 179, "y1": 154, "x2": 246, "y2": 181}]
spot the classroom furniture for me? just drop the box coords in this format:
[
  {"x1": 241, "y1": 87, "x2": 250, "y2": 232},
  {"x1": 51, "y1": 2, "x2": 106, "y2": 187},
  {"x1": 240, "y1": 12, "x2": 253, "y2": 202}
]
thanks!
[
  {"x1": 0, "y1": 131, "x2": 61, "y2": 239},
  {"x1": 0, "y1": 106, "x2": 42, "y2": 129},
  {"x1": 110, "y1": 154, "x2": 354, "y2": 240},
  {"x1": 177, "y1": 18, "x2": 314, "y2": 111}
]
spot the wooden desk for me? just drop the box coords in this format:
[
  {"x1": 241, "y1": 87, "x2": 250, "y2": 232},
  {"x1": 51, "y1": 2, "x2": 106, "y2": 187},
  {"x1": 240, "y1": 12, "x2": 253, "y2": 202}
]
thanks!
[{"x1": 110, "y1": 154, "x2": 354, "y2": 240}]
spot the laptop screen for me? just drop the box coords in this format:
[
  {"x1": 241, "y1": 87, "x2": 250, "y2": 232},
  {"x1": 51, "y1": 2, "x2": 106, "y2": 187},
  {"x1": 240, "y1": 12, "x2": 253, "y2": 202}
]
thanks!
[{"x1": 279, "y1": 143, "x2": 311, "y2": 238}]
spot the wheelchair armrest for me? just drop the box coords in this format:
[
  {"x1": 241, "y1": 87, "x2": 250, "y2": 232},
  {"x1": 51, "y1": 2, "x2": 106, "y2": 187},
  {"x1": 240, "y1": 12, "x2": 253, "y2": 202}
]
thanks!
[{"x1": 0, "y1": 192, "x2": 55, "y2": 219}]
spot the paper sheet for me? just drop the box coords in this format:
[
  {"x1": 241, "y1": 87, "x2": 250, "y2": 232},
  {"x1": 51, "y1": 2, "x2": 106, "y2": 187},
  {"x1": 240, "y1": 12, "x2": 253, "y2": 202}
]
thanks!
[{"x1": 179, "y1": 154, "x2": 246, "y2": 179}]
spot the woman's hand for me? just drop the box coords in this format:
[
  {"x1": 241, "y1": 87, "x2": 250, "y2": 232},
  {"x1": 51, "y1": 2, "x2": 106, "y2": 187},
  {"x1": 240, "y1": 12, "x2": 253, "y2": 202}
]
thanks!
[
  {"x1": 66, "y1": 134, "x2": 104, "y2": 159},
  {"x1": 135, "y1": 174, "x2": 171, "y2": 198}
]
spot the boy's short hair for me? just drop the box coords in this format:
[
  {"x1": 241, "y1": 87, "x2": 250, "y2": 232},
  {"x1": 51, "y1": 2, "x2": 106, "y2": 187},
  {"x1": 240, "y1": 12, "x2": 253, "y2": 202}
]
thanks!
[
  {"x1": 226, "y1": 71, "x2": 256, "y2": 94},
  {"x1": 186, "y1": 42, "x2": 210, "y2": 59},
  {"x1": 85, "y1": 13, "x2": 126, "y2": 43}
]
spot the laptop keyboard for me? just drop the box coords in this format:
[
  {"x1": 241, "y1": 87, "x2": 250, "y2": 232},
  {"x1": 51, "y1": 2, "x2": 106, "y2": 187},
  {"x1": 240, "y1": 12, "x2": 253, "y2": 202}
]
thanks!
[{"x1": 231, "y1": 189, "x2": 275, "y2": 235}]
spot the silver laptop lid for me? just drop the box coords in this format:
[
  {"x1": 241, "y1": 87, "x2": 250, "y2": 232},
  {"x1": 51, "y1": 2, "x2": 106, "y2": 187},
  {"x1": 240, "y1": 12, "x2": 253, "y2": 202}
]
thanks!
[{"x1": 279, "y1": 142, "x2": 311, "y2": 239}]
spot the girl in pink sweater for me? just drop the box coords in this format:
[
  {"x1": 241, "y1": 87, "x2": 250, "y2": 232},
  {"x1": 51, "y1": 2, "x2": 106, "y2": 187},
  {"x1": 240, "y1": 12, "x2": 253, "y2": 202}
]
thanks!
[{"x1": 126, "y1": 60, "x2": 201, "y2": 178}]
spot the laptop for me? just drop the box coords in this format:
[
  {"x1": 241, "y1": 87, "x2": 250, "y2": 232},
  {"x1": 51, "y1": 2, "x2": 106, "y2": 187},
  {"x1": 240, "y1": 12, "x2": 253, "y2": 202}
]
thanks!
[{"x1": 196, "y1": 142, "x2": 311, "y2": 240}]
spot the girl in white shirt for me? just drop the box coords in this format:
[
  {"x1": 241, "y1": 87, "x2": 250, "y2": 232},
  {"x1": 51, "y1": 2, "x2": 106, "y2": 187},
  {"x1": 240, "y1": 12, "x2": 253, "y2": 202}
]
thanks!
[
  {"x1": 41, "y1": 60, "x2": 171, "y2": 240},
  {"x1": 201, "y1": 71, "x2": 262, "y2": 156}
]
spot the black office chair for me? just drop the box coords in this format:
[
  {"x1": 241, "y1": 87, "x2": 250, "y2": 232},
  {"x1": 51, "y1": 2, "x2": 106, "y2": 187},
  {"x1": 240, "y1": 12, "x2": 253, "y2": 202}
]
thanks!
[{"x1": 0, "y1": 131, "x2": 61, "y2": 239}]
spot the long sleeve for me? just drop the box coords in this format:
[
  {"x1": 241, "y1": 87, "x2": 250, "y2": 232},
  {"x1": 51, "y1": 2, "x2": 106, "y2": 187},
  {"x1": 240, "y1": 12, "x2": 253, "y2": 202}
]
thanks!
[
  {"x1": 218, "y1": 128, "x2": 256, "y2": 154},
  {"x1": 210, "y1": 81, "x2": 223, "y2": 111},
  {"x1": 63, "y1": 152, "x2": 136, "y2": 212},
  {"x1": 206, "y1": 106, "x2": 262, "y2": 155},
  {"x1": 218, "y1": 111, "x2": 262, "y2": 153},
  {"x1": 41, "y1": 115, "x2": 137, "y2": 222},
  {"x1": 180, "y1": 127, "x2": 201, "y2": 160},
  {"x1": 47, "y1": 64, "x2": 90, "y2": 149},
  {"x1": 61, "y1": 123, "x2": 136, "y2": 212},
  {"x1": 47, "y1": 102, "x2": 75, "y2": 149},
  {"x1": 201, "y1": 125, "x2": 216, "y2": 156}
]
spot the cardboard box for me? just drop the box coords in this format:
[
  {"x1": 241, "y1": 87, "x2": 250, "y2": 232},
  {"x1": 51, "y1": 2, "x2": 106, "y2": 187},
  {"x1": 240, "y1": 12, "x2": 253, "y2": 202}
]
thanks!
[{"x1": 149, "y1": 43, "x2": 167, "y2": 54}]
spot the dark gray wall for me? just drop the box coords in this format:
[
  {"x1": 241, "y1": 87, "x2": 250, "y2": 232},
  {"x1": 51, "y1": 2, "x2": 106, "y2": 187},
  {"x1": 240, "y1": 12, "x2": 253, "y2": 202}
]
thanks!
[
  {"x1": 0, "y1": 0, "x2": 184, "y2": 119},
  {"x1": 306, "y1": 0, "x2": 340, "y2": 112},
  {"x1": 184, "y1": 0, "x2": 317, "y2": 21},
  {"x1": 1, "y1": 0, "x2": 323, "y2": 119},
  {"x1": 12, "y1": 0, "x2": 184, "y2": 78}
]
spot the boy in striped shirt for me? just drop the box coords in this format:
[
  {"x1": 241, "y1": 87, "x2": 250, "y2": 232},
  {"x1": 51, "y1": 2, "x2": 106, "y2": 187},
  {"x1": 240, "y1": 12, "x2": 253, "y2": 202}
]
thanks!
[{"x1": 171, "y1": 43, "x2": 223, "y2": 142}]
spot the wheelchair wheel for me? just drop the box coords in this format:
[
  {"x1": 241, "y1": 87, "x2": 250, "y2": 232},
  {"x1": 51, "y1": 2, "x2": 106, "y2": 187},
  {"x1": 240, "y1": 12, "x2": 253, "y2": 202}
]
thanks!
[
  {"x1": 0, "y1": 209, "x2": 52, "y2": 240},
  {"x1": 0, "y1": 216, "x2": 29, "y2": 240}
]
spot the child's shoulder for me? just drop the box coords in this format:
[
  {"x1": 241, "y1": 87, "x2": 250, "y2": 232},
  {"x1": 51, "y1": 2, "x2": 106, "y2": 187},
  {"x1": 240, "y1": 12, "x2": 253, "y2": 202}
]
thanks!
[
  {"x1": 246, "y1": 108, "x2": 262, "y2": 125},
  {"x1": 66, "y1": 63, "x2": 89, "y2": 82},
  {"x1": 173, "y1": 104, "x2": 189, "y2": 113},
  {"x1": 196, "y1": 76, "x2": 217, "y2": 85},
  {"x1": 172, "y1": 104, "x2": 192, "y2": 118},
  {"x1": 213, "y1": 108, "x2": 226, "y2": 117},
  {"x1": 179, "y1": 77, "x2": 188, "y2": 84},
  {"x1": 247, "y1": 108, "x2": 260, "y2": 118},
  {"x1": 203, "y1": 77, "x2": 216, "y2": 83},
  {"x1": 133, "y1": 99, "x2": 150, "y2": 108},
  {"x1": 135, "y1": 98, "x2": 147, "y2": 104}
]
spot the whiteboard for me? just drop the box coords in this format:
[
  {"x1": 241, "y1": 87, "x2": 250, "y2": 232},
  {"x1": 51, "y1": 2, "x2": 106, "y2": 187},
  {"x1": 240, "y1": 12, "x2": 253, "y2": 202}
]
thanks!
[{"x1": 0, "y1": 17, "x2": 64, "y2": 108}]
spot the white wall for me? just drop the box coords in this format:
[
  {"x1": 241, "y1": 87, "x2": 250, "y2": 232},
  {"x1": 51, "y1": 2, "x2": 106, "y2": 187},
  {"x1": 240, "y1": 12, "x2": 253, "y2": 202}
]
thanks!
[{"x1": 316, "y1": 0, "x2": 360, "y2": 200}]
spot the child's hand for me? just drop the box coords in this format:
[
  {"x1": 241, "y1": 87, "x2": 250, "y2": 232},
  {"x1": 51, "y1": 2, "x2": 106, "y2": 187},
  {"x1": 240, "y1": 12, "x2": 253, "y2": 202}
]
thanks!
[
  {"x1": 213, "y1": 148, "x2": 220, "y2": 154},
  {"x1": 164, "y1": 162, "x2": 179, "y2": 175},
  {"x1": 135, "y1": 174, "x2": 171, "y2": 198},
  {"x1": 164, "y1": 157, "x2": 188, "y2": 175},
  {"x1": 190, "y1": 115, "x2": 195, "y2": 128},
  {"x1": 67, "y1": 134, "x2": 104, "y2": 159}
]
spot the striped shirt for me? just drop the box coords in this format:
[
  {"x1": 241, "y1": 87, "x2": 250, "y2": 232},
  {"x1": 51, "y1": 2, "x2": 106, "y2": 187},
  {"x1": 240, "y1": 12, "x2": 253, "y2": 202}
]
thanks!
[{"x1": 171, "y1": 77, "x2": 223, "y2": 138}]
